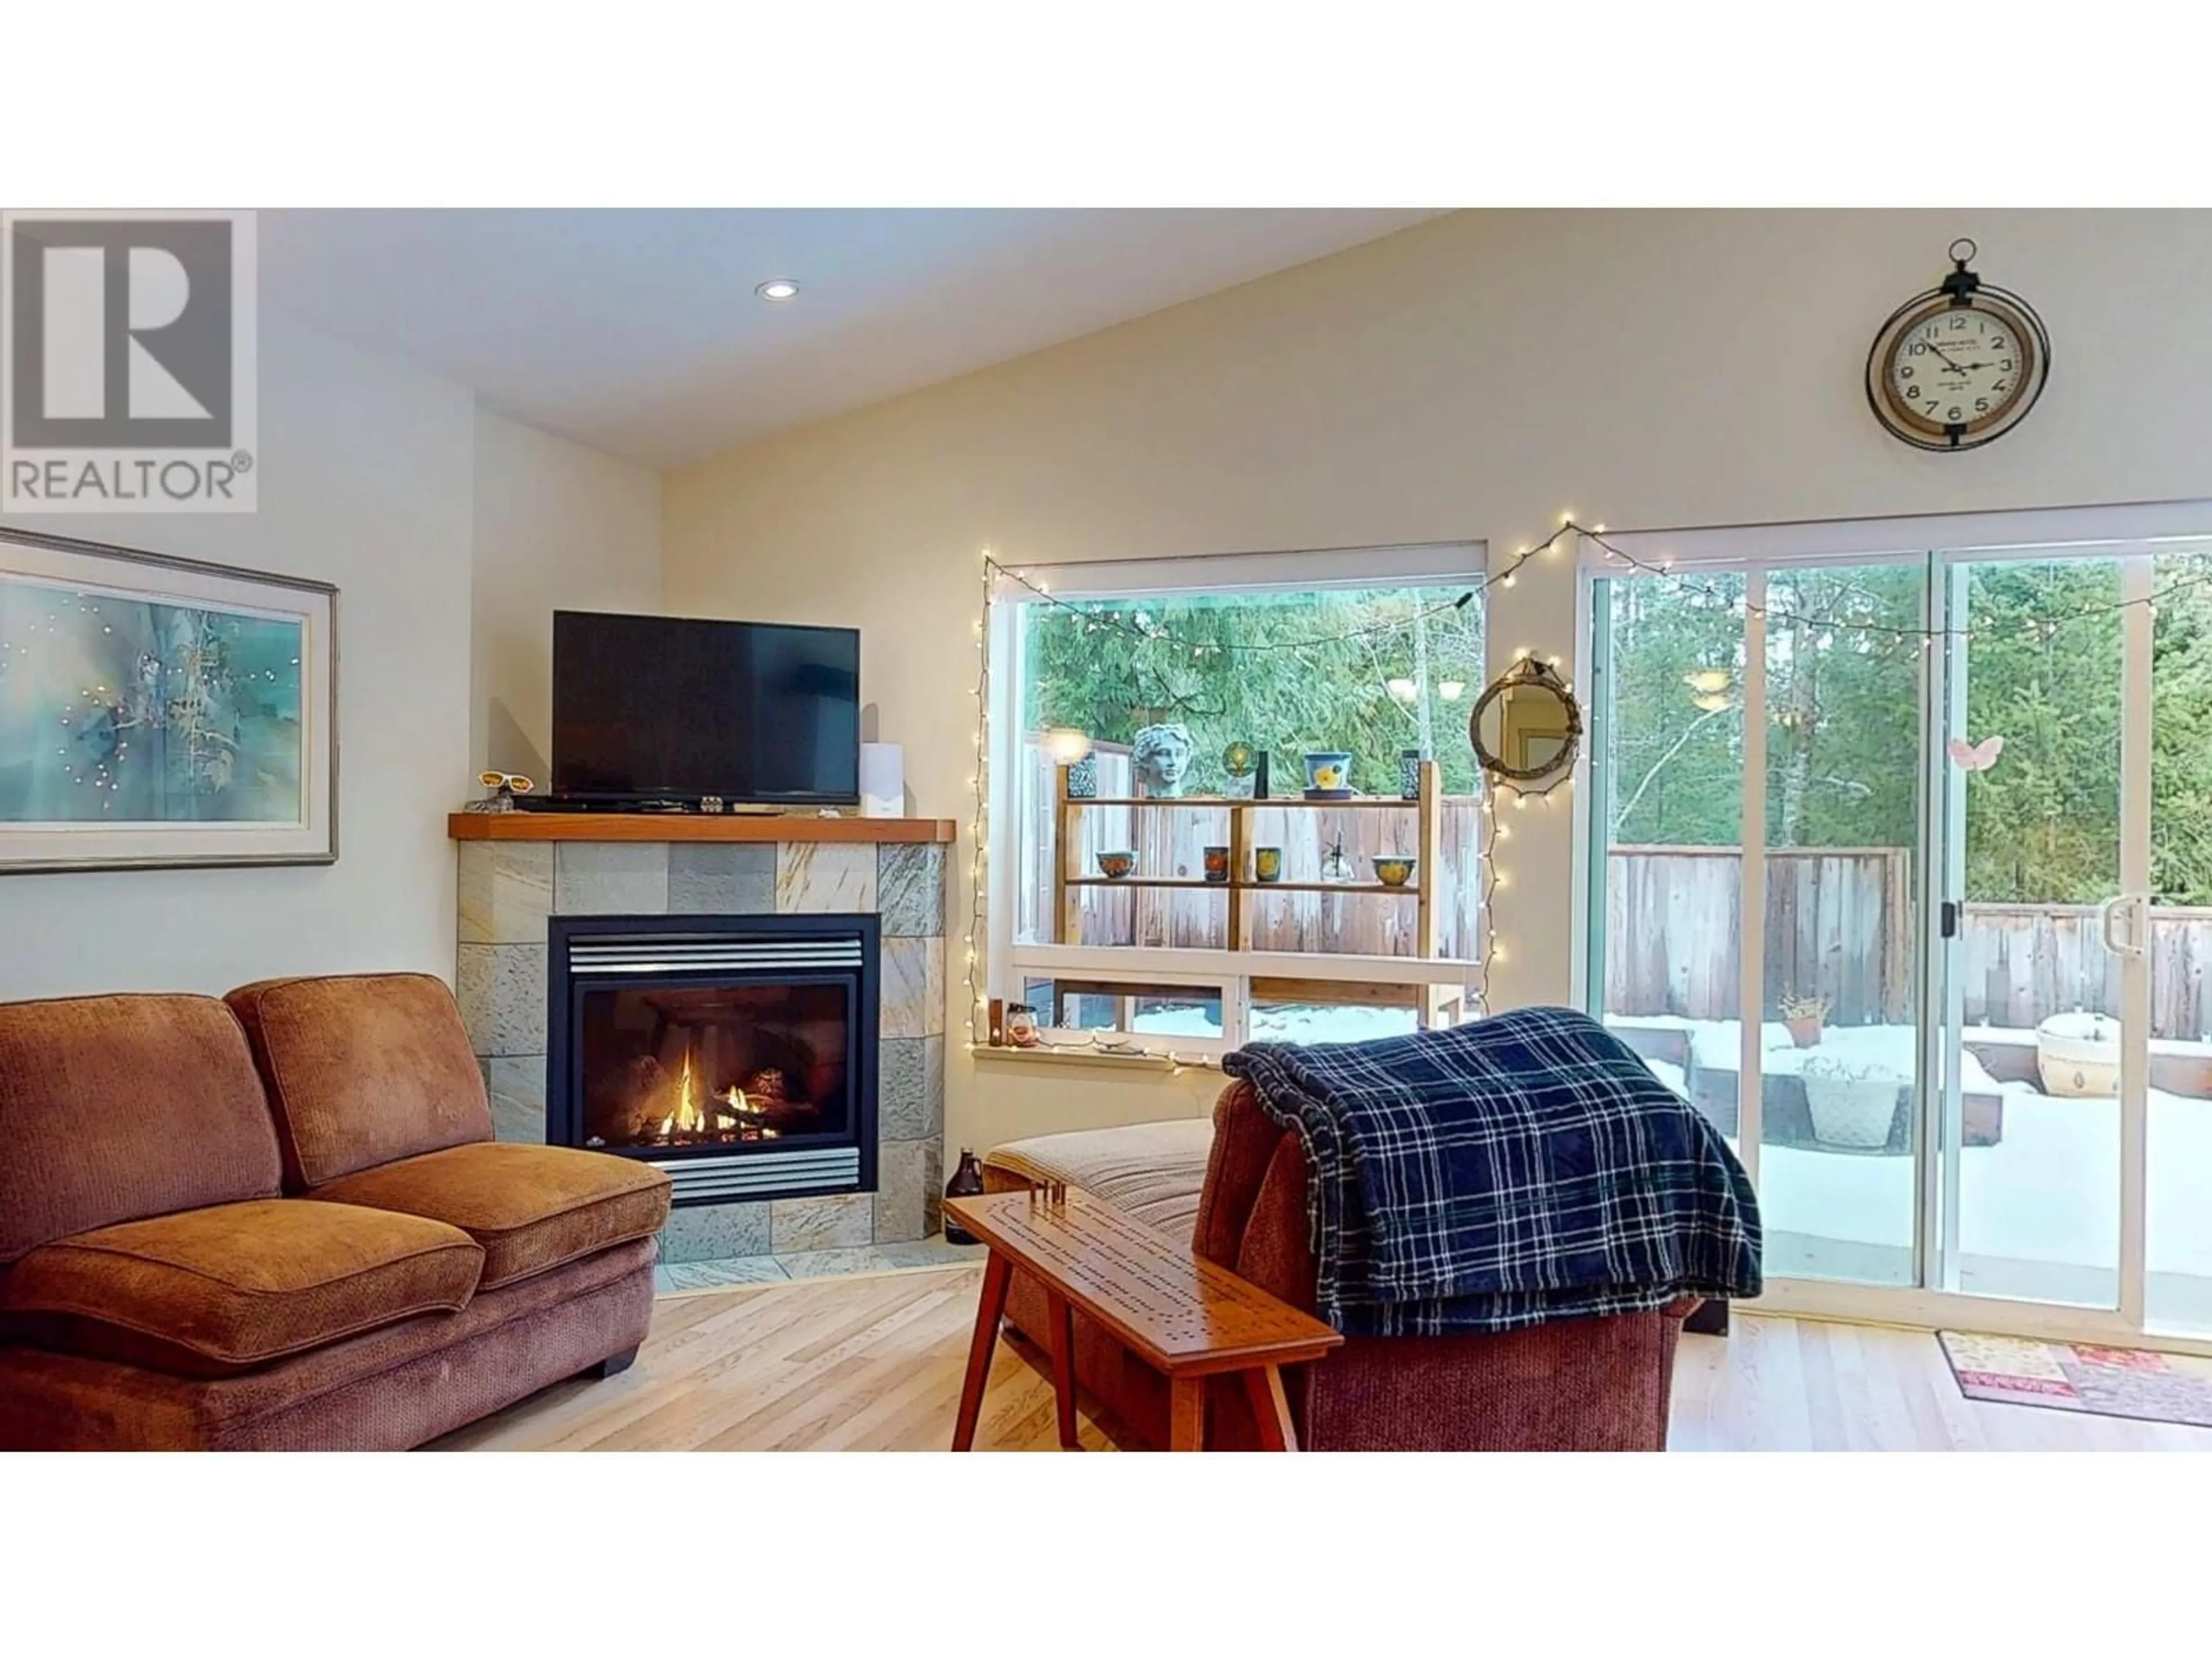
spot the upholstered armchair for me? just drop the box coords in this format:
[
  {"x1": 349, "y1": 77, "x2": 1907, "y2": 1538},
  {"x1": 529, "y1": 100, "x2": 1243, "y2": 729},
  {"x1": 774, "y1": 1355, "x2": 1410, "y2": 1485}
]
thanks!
[{"x1": 993, "y1": 1080, "x2": 1692, "y2": 1450}]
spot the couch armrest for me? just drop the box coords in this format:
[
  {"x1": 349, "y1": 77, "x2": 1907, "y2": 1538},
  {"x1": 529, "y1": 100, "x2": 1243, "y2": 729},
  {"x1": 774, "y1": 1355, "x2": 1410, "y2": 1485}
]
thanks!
[{"x1": 1192, "y1": 1081, "x2": 1291, "y2": 1266}]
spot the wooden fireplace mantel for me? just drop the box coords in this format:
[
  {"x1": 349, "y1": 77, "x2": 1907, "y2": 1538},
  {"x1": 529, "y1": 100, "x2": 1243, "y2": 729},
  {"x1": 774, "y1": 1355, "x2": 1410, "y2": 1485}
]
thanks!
[{"x1": 448, "y1": 813, "x2": 955, "y2": 845}]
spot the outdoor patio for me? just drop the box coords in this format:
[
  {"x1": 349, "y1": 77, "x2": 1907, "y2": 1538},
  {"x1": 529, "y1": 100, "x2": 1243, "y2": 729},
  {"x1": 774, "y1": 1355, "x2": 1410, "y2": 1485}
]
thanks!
[{"x1": 1611, "y1": 1013, "x2": 2212, "y2": 1333}]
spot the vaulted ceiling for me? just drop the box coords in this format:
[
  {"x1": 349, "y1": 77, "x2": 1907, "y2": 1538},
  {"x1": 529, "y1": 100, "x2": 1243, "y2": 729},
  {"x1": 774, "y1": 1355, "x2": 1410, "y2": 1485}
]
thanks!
[{"x1": 259, "y1": 210, "x2": 1437, "y2": 468}]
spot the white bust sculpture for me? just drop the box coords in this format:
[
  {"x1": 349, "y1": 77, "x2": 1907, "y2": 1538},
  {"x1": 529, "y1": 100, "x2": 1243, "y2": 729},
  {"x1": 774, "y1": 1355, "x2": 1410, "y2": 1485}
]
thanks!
[{"x1": 1131, "y1": 722, "x2": 1195, "y2": 797}]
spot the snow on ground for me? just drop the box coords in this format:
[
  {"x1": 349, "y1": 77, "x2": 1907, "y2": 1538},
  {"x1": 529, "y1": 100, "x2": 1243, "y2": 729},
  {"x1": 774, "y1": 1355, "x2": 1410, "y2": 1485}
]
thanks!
[
  {"x1": 1677, "y1": 1018, "x2": 1998, "y2": 1093},
  {"x1": 1127, "y1": 1004, "x2": 2211, "y2": 1297},
  {"x1": 1759, "y1": 1085, "x2": 2212, "y2": 1277},
  {"x1": 1130, "y1": 1003, "x2": 1418, "y2": 1043},
  {"x1": 1613, "y1": 1017, "x2": 2212, "y2": 1284}
]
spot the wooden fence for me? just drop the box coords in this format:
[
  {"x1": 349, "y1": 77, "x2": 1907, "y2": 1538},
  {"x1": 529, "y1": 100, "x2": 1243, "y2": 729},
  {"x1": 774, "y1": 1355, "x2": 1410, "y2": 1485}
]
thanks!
[
  {"x1": 1605, "y1": 846, "x2": 2212, "y2": 1041},
  {"x1": 1017, "y1": 736, "x2": 1482, "y2": 957}
]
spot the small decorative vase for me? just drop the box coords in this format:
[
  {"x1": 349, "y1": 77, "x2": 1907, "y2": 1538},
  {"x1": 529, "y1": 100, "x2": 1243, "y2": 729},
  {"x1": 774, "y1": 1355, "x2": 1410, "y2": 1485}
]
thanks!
[
  {"x1": 1005, "y1": 1003, "x2": 1040, "y2": 1047},
  {"x1": 1202, "y1": 845, "x2": 1230, "y2": 883},
  {"x1": 943, "y1": 1149, "x2": 987, "y2": 1245},
  {"x1": 1253, "y1": 846, "x2": 1283, "y2": 883},
  {"x1": 1785, "y1": 1014, "x2": 1824, "y2": 1049},
  {"x1": 1066, "y1": 754, "x2": 1097, "y2": 800},
  {"x1": 1399, "y1": 748, "x2": 1425, "y2": 800},
  {"x1": 1320, "y1": 835, "x2": 1354, "y2": 884}
]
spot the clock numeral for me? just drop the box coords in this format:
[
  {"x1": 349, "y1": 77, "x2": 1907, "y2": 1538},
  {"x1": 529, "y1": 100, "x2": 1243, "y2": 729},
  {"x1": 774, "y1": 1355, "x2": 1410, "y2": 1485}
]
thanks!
[
  {"x1": 1993, "y1": 381, "x2": 2010, "y2": 393},
  {"x1": 1948, "y1": 406, "x2": 1964, "y2": 420},
  {"x1": 1908, "y1": 342, "x2": 1929, "y2": 356},
  {"x1": 1975, "y1": 397, "x2": 1990, "y2": 414},
  {"x1": 1906, "y1": 385, "x2": 1922, "y2": 400},
  {"x1": 1950, "y1": 316, "x2": 1968, "y2": 330},
  {"x1": 2001, "y1": 358, "x2": 2016, "y2": 372},
  {"x1": 1899, "y1": 365, "x2": 1915, "y2": 379},
  {"x1": 1990, "y1": 336, "x2": 2006, "y2": 349}
]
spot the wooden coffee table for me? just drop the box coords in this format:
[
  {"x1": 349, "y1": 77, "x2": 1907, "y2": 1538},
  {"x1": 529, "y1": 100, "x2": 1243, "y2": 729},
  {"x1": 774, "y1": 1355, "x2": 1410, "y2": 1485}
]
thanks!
[{"x1": 945, "y1": 1185, "x2": 1343, "y2": 1452}]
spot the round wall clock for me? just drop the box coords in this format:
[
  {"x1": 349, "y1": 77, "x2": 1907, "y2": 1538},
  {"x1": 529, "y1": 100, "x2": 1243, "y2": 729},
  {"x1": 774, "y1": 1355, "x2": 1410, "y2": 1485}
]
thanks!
[{"x1": 1865, "y1": 240, "x2": 2051, "y2": 452}]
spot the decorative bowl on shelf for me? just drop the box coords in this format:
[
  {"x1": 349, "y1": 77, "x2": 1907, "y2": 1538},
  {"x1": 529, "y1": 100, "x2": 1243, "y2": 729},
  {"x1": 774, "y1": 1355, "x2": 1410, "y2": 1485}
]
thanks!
[
  {"x1": 1096, "y1": 850, "x2": 1137, "y2": 880},
  {"x1": 1372, "y1": 855, "x2": 1417, "y2": 888}
]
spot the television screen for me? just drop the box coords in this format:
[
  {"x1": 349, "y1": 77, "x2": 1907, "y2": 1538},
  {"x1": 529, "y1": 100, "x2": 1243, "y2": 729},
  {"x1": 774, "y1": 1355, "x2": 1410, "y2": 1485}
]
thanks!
[{"x1": 552, "y1": 611, "x2": 860, "y2": 804}]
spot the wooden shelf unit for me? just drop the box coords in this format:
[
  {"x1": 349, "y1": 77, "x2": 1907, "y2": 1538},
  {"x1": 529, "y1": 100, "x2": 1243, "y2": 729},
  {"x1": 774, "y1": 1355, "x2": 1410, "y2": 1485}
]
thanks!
[
  {"x1": 1066, "y1": 877, "x2": 1414, "y2": 895},
  {"x1": 1051, "y1": 759, "x2": 1446, "y2": 963},
  {"x1": 1069, "y1": 795, "x2": 1416, "y2": 809}
]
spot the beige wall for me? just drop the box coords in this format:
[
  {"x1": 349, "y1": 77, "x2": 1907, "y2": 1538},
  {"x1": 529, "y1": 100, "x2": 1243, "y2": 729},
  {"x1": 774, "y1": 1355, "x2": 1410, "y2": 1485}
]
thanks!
[
  {"x1": 471, "y1": 409, "x2": 662, "y2": 779},
  {"x1": 0, "y1": 327, "x2": 660, "y2": 1005},
  {"x1": 0, "y1": 312, "x2": 475, "y2": 997},
  {"x1": 662, "y1": 208, "x2": 2212, "y2": 1156}
]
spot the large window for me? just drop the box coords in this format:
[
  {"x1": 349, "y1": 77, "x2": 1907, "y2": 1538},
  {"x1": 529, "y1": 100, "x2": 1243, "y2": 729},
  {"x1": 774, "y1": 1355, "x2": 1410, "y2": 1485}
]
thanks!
[{"x1": 986, "y1": 546, "x2": 1486, "y2": 1058}]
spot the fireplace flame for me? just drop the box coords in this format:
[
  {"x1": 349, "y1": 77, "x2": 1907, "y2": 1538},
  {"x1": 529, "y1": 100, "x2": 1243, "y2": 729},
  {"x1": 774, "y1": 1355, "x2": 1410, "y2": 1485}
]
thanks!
[
  {"x1": 654, "y1": 1051, "x2": 778, "y2": 1141},
  {"x1": 658, "y1": 1049, "x2": 713, "y2": 1140}
]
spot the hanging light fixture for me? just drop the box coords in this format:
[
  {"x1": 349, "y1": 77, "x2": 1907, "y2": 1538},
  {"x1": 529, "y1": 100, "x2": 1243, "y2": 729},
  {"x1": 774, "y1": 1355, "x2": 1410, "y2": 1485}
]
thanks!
[{"x1": 1387, "y1": 676, "x2": 1419, "y2": 703}]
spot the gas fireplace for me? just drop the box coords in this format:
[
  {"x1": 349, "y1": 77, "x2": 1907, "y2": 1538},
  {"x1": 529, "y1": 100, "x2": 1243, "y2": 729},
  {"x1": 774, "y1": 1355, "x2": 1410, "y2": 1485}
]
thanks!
[{"x1": 547, "y1": 914, "x2": 878, "y2": 1207}]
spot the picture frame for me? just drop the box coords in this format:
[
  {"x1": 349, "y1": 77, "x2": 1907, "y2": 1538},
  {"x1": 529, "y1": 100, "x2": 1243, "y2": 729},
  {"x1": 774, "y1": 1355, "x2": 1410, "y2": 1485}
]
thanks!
[{"x1": 0, "y1": 525, "x2": 337, "y2": 874}]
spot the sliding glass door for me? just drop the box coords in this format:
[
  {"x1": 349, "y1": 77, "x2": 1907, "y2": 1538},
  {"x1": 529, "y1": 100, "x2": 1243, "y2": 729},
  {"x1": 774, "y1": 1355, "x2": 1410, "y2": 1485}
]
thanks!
[
  {"x1": 1755, "y1": 563, "x2": 1925, "y2": 1287},
  {"x1": 1589, "y1": 529, "x2": 2212, "y2": 1345},
  {"x1": 1934, "y1": 556, "x2": 2132, "y2": 1312},
  {"x1": 2143, "y1": 547, "x2": 2212, "y2": 1336}
]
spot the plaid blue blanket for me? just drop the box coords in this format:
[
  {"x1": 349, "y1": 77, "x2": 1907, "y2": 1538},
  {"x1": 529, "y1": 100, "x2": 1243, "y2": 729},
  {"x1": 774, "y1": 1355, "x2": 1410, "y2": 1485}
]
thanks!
[{"x1": 1223, "y1": 1007, "x2": 1762, "y2": 1336}]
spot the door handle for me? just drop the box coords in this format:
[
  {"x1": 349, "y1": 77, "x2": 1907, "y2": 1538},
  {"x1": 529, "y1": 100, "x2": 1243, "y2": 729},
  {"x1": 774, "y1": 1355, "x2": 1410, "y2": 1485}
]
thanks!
[{"x1": 2099, "y1": 895, "x2": 2146, "y2": 959}]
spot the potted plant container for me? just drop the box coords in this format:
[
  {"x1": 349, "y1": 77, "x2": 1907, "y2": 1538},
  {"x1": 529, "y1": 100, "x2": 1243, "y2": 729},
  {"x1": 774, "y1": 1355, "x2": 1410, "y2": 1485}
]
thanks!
[
  {"x1": 1780, "y1": 993, "x2": 1829, "y2": 1049},
  {"x1": 2036, "y1": 1010, "x2": 2120, "y2": 1098},
  {"x1": 1799, "y1": 1054, "x2": 1900, "y2": 1150}
]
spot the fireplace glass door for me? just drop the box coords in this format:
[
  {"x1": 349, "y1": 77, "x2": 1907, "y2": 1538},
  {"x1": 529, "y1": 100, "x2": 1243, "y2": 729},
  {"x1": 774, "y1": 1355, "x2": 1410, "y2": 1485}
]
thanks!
[{"x1": 578, "y1": 979, "x2": 854, "y2": 1153}]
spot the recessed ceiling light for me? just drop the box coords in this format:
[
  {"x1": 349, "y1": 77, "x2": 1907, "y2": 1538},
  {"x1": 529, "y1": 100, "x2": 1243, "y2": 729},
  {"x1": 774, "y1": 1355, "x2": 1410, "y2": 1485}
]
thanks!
[{"x1": 755, "y1": 278, "x2": 800, "y2": 302}]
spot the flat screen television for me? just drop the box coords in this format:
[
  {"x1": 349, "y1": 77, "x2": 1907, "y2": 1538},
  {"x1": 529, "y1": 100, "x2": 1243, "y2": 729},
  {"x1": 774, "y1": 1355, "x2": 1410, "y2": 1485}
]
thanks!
[{"x1": 552, "y1": 611, "x2": 860, "y2": 805}]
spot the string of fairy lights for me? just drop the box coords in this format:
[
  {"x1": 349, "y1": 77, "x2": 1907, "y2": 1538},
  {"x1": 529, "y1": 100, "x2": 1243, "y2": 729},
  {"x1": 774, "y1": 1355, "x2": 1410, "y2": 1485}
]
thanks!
[
  {"x1": 1578, "y1": 522, "x2": 2212, "y2": 644},
  {"x1": 964, "y1": 516, "x2": 2211, "y2": 1062}
]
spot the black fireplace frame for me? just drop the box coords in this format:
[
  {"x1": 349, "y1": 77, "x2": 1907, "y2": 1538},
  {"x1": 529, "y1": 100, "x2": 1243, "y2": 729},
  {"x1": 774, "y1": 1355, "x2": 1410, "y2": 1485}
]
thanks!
[{"x1": 546, "y1": 912, "x2": 880, "y2": 1209}]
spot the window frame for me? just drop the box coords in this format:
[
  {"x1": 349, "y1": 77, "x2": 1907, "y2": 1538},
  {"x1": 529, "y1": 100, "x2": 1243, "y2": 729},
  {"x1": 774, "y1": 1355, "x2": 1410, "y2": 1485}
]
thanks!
[{"x1": 984, "y1": 541, "x2": 1486, "y2": 1058}]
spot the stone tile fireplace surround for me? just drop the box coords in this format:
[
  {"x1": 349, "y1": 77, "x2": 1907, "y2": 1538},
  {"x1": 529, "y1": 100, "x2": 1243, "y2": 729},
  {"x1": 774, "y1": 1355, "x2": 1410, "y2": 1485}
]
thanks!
[{"x1": 452, "y1": 822, "x2": 948, "y2": 1266}]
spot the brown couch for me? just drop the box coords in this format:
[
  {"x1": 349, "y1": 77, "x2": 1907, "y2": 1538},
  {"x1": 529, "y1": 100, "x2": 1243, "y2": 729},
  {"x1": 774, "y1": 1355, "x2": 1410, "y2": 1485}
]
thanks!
[
  {"x1": 0, "y1": 974, "x2": 669, "y2": 1450},
  {"x1": 985, "y1": 1081, "x2": 1691, "y2": 1450}
]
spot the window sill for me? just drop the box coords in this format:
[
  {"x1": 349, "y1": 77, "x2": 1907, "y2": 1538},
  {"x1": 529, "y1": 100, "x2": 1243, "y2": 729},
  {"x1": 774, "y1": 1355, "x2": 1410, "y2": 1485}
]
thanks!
[{"x1": 968, "y1": 1042, "x2": 1216, "y2": 1074}]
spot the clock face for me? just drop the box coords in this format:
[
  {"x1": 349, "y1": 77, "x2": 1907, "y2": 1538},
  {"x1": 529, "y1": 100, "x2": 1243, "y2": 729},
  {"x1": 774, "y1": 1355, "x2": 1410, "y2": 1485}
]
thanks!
[{"x1": 1870, "y1": 290, "x2": 2046, "y2": 449}]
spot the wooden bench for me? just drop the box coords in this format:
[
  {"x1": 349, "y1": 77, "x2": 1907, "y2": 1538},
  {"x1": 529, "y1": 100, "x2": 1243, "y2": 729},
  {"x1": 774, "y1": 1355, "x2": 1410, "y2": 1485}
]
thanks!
[{"x1": 945, "y1": 1185, "x2": 1343, "y2": 1451}]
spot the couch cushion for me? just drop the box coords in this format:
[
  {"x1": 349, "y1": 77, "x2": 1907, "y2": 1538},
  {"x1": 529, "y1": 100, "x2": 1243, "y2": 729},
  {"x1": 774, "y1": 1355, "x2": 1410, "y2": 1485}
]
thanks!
[
  {"x1": 983, "y1": 1118, "x2": 1215, "y2": 1245},
  {"x1": 0, "y1": 993, "x2": 283, "y2": 1265},
  {"x1": 311, "y1": 1143, "x2": 671, "y2": 1290},
  {"x1": 226, "y1": 974, "x2": 494, "y2": 1190},
  {"x1": 0, "y1": 1239, "x2": 657, "y2": 1451},
  {"x1": 1, "y1": 1199, "x2": 483, "y2": 1377}
]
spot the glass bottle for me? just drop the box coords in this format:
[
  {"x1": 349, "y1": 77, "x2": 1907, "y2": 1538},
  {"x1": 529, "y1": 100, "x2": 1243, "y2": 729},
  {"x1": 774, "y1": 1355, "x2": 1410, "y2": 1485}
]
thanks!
[{"x1": 942, "y1": 1147, "x2": 986, "y2": 1244}]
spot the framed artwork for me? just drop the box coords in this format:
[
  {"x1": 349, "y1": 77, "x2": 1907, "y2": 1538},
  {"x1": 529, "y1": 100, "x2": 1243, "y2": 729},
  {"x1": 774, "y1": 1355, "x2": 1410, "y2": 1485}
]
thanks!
[{"x1": 0, "y1": 527, "x2": 336, "y2": 873}]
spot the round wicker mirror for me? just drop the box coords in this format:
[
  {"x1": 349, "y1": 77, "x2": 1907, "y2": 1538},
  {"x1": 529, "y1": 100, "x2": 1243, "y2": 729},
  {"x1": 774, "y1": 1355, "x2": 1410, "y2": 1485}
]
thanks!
[{"x1": 1470, "y1": 658, "x2": 1582, "y2": 785}]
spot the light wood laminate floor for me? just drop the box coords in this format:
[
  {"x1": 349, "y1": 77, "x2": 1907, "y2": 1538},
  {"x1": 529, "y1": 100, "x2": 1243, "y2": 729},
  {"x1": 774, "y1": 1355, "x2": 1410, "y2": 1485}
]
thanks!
[{"x1": 437, "y1": 1265, "x2": 2212, "y2": 1452}]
